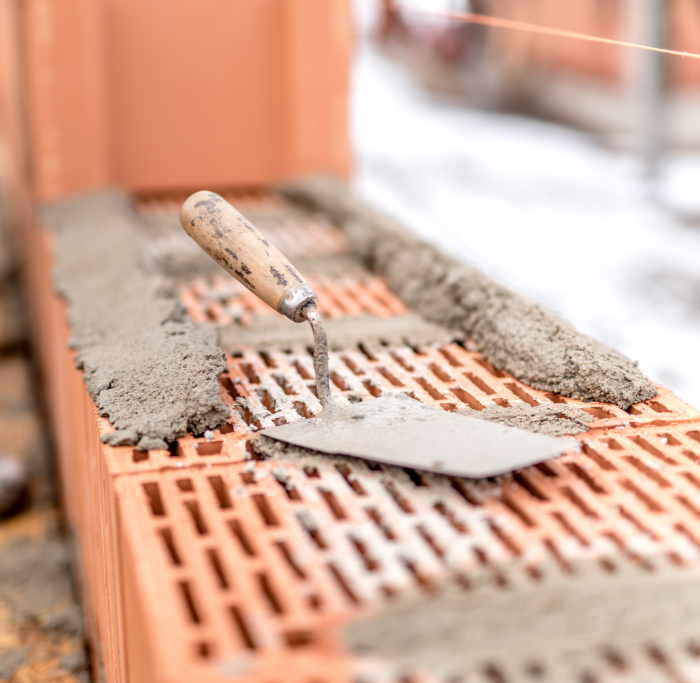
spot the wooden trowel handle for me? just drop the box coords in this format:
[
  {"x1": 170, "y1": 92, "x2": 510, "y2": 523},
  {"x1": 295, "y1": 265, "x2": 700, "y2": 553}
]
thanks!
[{"x1": 180, "y1": 191, "x2": 317, "y2": 322}]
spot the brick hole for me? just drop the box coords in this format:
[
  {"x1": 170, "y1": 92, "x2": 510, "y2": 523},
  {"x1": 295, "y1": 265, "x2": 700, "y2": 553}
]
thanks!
[
  {"x1": 366, "y1": 507, "x2": 396, "y2": 540},
  {"x1": 676, "y1": 522, "x2": 700, "y2": 551},
  {"x1": 132, "y1": 448, "x2": 149, "y2": 463},
  {"x1": 492, "y1": 397, "x2": 510, "y2": 408},
  {"x1": 330, "y1": 372, "x2": 349, "y2": 390},
  {"x1": 227, "y1": 519, "x2": 256, "y2": 556},
  {"x1": 505, "y1": 383, "x2": 539, "y2": 407},
  {"x1": 349, "y1": 535, "x2": 381, "y2": 571},
  {"x1": 500, "y1": 492, "x2": 535, "y2": 527},
  {"x1": 277, "y1": 479, "x2": 302, "y2": 501},
  {"x1": 433, "y1": 501, "x2": 468, "y2": 533},
  {"x1": 438, "y1": 347, "x2": 462, "y2": 367},
  {"x1": 380, "y1": 584, "x2": 398, "y2": 599},
  {"x1": 535, "y1": 462, "x2": 557, "y2": 478},
  {"x1": 454, "y1": 573, "x2": 471, "y2": 590},
  {"x1": 603, "y1": 649, "x2": 627, "y2": 672},
  {"x1": 403, "y1": 468, "x2": 428, "y2": 487},
  {"x1": 275, "y1": 541, "x2": 306, "y2": 578},
  {"x1": 473, "y1": 547, "x2": 508, "y2": 586},
  {"x1": 304, "y1": 465, "x2": 320, "y2": 478},
  {"x1": 582, "y1": 444, "x2": 617, "y2": 471},
  {"x1": 389, "y1": 352, "x2": 414, "y2": 372},
  {"x1": 308, "y1": 384, "x2": 319, "y2": 398},
  {"x1": 335, "y1": 464, "x2": 366, "y2": 495},
  {"x1": 367, "y1": 461, "x2": 384, "y2": 471},
  {"x1": 463, "y1": 372, "x2": 495, "y2": 395},
  {"x1": 677, "y1": 495, "x2": 700, "y2": 520},
  {"x1": 543, "y1": 537, "x2": 572, "y2": 572},
  {"x1": 159, "y1": 528, "x2": 182, "y2": 565},
  {"x1": 206, "y1": 548, "x2": 229, "y2": 589},
  {"x1": 184, "y1": 500, "x2": 209, "y2": 535},
  {"x1": 229, "y1": 606, "x2": 257, "y2": 650},
  {"x1": 416, "y1": 525, "x2": 445, "y2": 559},
  {"x1": 319, "y1": 488, "x2": 347, "y2": 519},
  {"x1": 273, "y1": 374, "x2": 296, "y2": 396},
  {"x1": 257, "y1": 388, "x2": 276, "y2": 413},
  {"x1": 297, "y1": 515, "x2": 327, "y2": 550},
  {"x1": 683, "y1": 471, "x2": 700, "y2": 492},
  {"x1": 143, "y1": 483, "x2": 166, "y2": 516},
  {"x1": 241, "y1": 362, "x2": 261, "y2": 384},
  {"x1": 566, "y1": 463, "x2": 607, "y2": 493},
  {"x1": 659, "y1": 433, "x2": 681, "y2": 446},
  {"x1": 358, "y1": 343, "x2": 378, "y2": 362},
  {"x1": 623, "y1": 456, "x2": 671, "y2": 488},
  {"x1": 259, "y1": 350, "x2": 277, "y2": 368},
  {"x1": 402, "y1": 557, "x2": 434, "y2": 593},
  {"x1": 179, "y1": 581, "x2": 202, "y2": 624},
  {"x1": 451, "y1": 387, "x2": 483, "y2": 410},
  {"x1": 648, "y1": 401, "x2": 671, "y2": 414},
  {"x1": 561, "y1": 486, "x2": 598, "y2": 518},
  {"x1": 362, "y1": 379, "x2": 383, "y2": 398},
  {"x1": 429, "y1": 363, "x2": 454, "y2": 383},
  {"x1": 341, "y1": 356, "x2": 364, "y2": 375},
  {"x1": 414, "y1": 376, "x2": 445, "y2": 400},
  {"x1": 441, "y1": 402, "x2": 457, "y2": 411},
  {"x1": 551, "y1": 511, "x2": 588, "y2": 545},
  {"x1": 603, "y1": 439, "x2": 624, "y2": 450},
  {"x1": 525, "y1": 662, "x2": 546, "y2": 679},
  {"x1": 284, "y1": 630, "x2": 316, "y2": 648},
  {"x1": 220, "y1": 374, "x2": 239, "y2": 398},
  {"x1": 619, "y1": 505, "x2": 659, "y2": 540},
  {"x1": 451, "y1": 479, "x2": 482, "y2": 506},
  {"x1": 294, "y1": 401, "x2": 314, "y2": 419},
  {"x1": 620, "y1": 479, "x2": 664, "y2": 513},
  {"x1": 544, "y1": 393, "x2": 567, "y2": 404},
  {"x1": 207, "y1": 476, "x2": 232, "y2": 509},
  {"x1": 582, "y1": 407, "x2": 614, "y2": 419},
  {"x1": 598, "y1": 557, "x2": 617, "y2": 573},
  {"x1": 686, "y1": 640, "x2": 700, "y2": 658},
  {"x1": 257, "y1": 572, "x2": 285, "y2": 614},
  {"x1": 377, "y1": 367, "x2": 404, "y2": 387},
  {"x1": 220, "y1": 423, "x2": 234, "y2": 434},
  {"x1": 307, "y1": 593, "x2": 323, "y2": 610},
  {"x1": 682, "y1": 450, "x2": 700, "y2": 465},
  {"x1": 327, "y1": 562, "x2": 361, "y2": 604},
  {"x1": 688, "y1": 431, "x2": 700, "y2": 444},
  {"x1": 526, "y1": 565, "x2": 543, "y2": 581},
  {"x1": 292, "y1": 360, "x2": 313, "y2": 380},
  {"x1": 177, "y1": 478, "x2": 194, "y2": 492},
  {"x1": 383, "y1": 481, "x2": 414, "y2": 513},
  {"x1": 253, "y1": 494, "x2": 279, "y2": 526},
  {"x1": 626, "y1": 405, "x2": 643, "y2": 415},
  {"x1": 197, "y1": 441, "x2": 223, "y2": 456},
  {"x1": 483, "y1": 664, "x2": 508, "y2": 683},
  {"x1": 475, "y1": 357, "x2": 506, "y2": 377},
  {"x1": 196, "y1": 642, "x2": 211, "y2": 659},
  {"x1": 168, "y1": 441, "x2": 183, "y2": 458},
  {"x1": 488, "y1": 520, "x2": 522, "y2": 556},
  {"x1": 513, "y1": 472, "x2": 549, "y2": 501}
]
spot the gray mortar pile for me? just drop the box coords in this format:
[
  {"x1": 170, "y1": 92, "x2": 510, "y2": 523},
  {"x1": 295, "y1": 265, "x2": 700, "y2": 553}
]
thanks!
[
  {"x1": 43, "y1": 192, "x2": 229, "y2": 450},
  {"x1": 279, "y1": 176, "x2": 657, "y2": 409}
]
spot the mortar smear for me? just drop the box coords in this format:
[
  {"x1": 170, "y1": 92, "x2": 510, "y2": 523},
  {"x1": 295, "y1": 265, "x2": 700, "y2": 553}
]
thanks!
[
  {"x1": 278, "y1": 176, "x2": 658, "y2": 409},
  {"x1": 464, "y1": 403, "x2": 594, "y2": 437},
  {"x1": 43, "y1": 191, "x2": 229, "y2": 450},
  {"x1": 219, "y1": 312, "x2": 461, "y2": 352}
]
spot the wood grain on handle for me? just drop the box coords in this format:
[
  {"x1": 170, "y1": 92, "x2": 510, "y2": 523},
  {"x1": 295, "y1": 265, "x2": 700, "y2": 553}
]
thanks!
[{"x1": 180, "y1": 191, "x2": 317, "y2": 322}]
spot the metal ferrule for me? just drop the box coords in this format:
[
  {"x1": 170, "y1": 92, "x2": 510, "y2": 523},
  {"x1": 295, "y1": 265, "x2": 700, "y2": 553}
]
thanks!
[{"x1": 279, "y1": 283, "x2": 318, "y2": 323}]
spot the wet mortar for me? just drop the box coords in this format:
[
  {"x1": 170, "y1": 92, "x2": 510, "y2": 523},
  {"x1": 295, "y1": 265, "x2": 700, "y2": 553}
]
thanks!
[
  {"x1": 43, "y1": 191, "x2": 229, "y2": 450},
  {"x1": 278, "y1": 176, "x2": 658, "y2": 409}
]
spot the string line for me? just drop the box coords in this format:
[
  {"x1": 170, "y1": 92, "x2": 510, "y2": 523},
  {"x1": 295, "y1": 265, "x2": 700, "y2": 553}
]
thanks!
[{"x1": 389, "y1": 4, "x2": 700, "y2": 61}]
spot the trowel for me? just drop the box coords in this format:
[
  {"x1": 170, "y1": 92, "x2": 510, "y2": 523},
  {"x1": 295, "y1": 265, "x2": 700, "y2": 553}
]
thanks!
[{"x1": 180, "y1": 192, "x2": 571, "y2": 478}]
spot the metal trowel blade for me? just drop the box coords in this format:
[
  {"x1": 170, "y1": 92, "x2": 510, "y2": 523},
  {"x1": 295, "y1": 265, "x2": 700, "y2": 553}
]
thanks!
[{"x1": 261, "y1": 394, "x2": 572, "y2": 478}]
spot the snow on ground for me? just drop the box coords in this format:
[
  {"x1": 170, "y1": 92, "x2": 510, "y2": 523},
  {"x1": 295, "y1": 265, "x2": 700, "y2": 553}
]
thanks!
[{"x1": 350, "y1": 17, "x2": 700, "y2": 408}]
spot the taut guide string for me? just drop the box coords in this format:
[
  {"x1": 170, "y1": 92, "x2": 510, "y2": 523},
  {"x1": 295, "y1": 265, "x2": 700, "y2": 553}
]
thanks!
[{"x1": 382, "y1": 3, "x2": 700, "y2": 61}]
